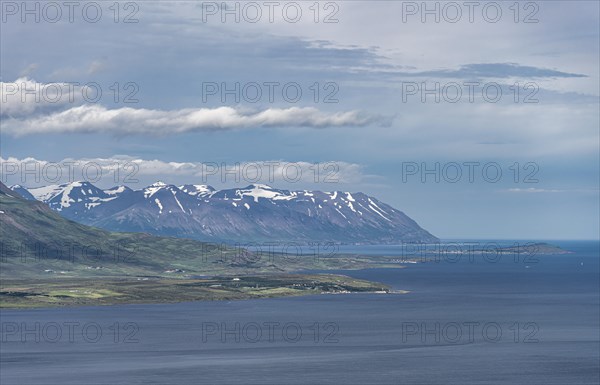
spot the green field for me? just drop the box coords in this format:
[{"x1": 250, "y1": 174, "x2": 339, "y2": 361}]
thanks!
[{"x1": 0, "y1": 274, "x2": 391, "y2": 308}]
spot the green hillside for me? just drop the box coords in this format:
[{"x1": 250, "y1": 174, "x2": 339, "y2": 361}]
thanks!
[{"x1": 0, "y1": 181, "x2": 258, "y2": 278}]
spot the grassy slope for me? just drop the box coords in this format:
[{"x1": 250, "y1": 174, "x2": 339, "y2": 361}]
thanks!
[{"x1": 0, "y1": 187, "x2": 238, "y2": 278}]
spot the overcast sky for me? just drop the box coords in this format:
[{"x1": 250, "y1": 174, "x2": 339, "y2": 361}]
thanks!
[{"x1": 1, "y1": 1, "x2": 598, "y2": 240}]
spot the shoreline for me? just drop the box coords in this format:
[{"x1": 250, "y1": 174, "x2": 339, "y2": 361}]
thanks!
[{"x1": 0, "y1": 273, "x2": 393, "y2": 309}]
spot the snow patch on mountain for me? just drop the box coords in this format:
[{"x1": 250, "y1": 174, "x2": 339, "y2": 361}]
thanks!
[
  {"x1": 104, "y1": 186, "x2": 129, "y2": 195},
  {"x1": 179, "y1": 184, "x2": 215, "y2": 197},
  {"x1": 28, "y1": 184, "x2": 65, "y2": 201},
  {"x1": 237, "y1": 184, "x2": 295, "y2": 202},
  {"x1": 144, "y1": 181, "x2": 168, "y2": 199},
  {"x1": 172, "y1": 191, "x2": 186, "y2": 213}
]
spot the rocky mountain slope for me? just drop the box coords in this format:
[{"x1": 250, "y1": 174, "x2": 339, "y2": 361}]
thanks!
[{"x1": 12, "y1": 182, "x2": 438, "y2": 244}]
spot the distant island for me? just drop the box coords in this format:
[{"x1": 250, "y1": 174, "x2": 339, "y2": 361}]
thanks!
[
  {"x1": 493, "y1": 242, "x2": 571, "y2": 255},
  {"x1": 393, "y1": 241, "x2": 571, "y2": 264}
]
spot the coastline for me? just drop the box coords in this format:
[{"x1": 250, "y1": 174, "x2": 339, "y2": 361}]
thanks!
[{"x1": 0, "y1": 273, "x2": 392, "y2": 309}]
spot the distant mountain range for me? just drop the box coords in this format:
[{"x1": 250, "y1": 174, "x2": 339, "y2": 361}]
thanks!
[{"x1": 10, "y1": 181, "x2": 438, "y2": 244}]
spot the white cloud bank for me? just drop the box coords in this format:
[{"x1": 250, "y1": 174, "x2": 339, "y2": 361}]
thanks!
[
  {"x1": 0, "y1": 156, "x2": 368, "y2": 189},
  {"x1": 2, "y1": 105, "x2": 383, "y2": 136},
  {"x1": 1, "y1": 78, "x2": 389, "y2": 136}
]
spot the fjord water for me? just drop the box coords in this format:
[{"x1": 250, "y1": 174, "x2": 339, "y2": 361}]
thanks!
[{"x1": 1, "y1": 241, "x2": 598, "y2": 385}]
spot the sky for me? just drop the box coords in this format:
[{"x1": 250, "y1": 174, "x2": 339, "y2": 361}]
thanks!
[{"x1": 1, "y1": 1, "x2": 598, "y2": 240}]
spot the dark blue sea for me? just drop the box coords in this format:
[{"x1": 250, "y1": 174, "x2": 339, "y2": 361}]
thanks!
[{"x1": 1, "y1": 240, "x2": 598, "y2": 385}]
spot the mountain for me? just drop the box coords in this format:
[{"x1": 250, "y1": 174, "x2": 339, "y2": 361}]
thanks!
[
  {"x1": 28, "y1": 181, "x2": 114, "y2": 214},
  {"x1": 10, "y1": 182, "x2": 438, "y2": 244},
  {"x1": 0, "y1": 181, "x2": 238, "y2": 278},
  {"x1": 8, "y1": 185, "x2": 36, "y2": 200}
]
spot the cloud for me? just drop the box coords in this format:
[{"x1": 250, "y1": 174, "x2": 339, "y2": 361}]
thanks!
[
  {"x1": 507, "y1": 188, "x2": 563, "y2": 193},
  {"x1": 457, "y1": 63, "x2": 586, "y2": 78},
  {"x1": 506, "y1": 188, "x2": 599, "y2": 194},
  {"x1": 1, "y1": 104, "x2": 389, "y2": 136},
  {"x1": 393, "y1": 63, "x2": 587, "y2": 80},
  {"x1": 0, "y1": 77, "x2": 85, "y2": 118},
  {"x1": 87, "y1": 60, "x2": 107, "y2": 75},
  {"x1": 18, "y1": 64, "x2": 38, "y2": 77},
  {"x1": 0, "y1": 156, "x2": 368, "y2": 189}
]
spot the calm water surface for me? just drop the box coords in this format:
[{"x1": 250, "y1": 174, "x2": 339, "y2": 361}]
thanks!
[{"x1": 1, "y1": 241, "x2": 598, "y2": 384}]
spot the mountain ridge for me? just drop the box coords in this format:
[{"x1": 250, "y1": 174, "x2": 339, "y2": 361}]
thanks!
[{"x1": 11, "y1": 181, "x2": 438, "y2": 244}]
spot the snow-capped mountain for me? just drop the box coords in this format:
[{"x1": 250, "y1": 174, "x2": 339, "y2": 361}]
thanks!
[
  {"x1": 27, "y1": 181, "x2": 114, "y2": 213},
  {"x1": 10, "y1": 182, "x2": 438, "y2": 244},
  {"x1": 8, "y1": 185, "x2": 36, "y2": 201},
  {"x1": 179, "y1": 184, "x2": 215, "y2": 197}
]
